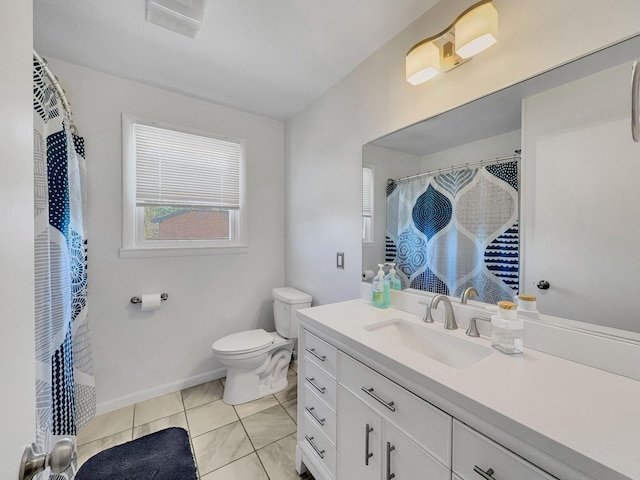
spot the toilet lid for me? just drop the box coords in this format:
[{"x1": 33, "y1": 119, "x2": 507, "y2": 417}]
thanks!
[{"x1": 212, "y1": 329, "x2": 274, "y2": 354}]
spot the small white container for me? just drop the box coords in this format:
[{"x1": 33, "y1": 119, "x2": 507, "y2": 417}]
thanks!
[{"x1": 491, "y1": 315, "x2": 524, "y2": 354}]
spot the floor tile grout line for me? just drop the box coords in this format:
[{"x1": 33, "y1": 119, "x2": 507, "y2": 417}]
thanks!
[{"x1": 253, "y1": 447, "x2": 273, "y2": 480}]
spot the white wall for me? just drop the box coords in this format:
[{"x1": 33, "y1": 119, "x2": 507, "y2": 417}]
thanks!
[
  {"x1": 285, "y1": 0, "x2": 640, "y2": 306},
  {"x1": 47, "y1": 59, "x2": 285, "y2": 412},
  {"x1": 0, "y1": 1, "x2": 36, "y2": 473}
]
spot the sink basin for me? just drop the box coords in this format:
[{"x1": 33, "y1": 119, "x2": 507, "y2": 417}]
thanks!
[{"x1": 364, "y1": 318, "x2": 493, "y2": 369}]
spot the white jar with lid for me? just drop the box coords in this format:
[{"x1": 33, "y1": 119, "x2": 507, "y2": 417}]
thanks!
[{"x1": 517, "y1": 294, "x2": 537, "y2": 311}]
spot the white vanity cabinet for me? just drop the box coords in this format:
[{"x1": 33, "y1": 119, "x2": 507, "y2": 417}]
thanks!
[
  {"x1": 297, "y1": 330, "x2": 338, "y2": 479},
  {"x1": 297, "y1": 326, "x2": 452, "y2": 480},
  {"x1": 296, "y1": 300, "x2": 640, "y2": 480},
  {"x1": 297, "y1": 326, "x2": 560, "y2": 480}
]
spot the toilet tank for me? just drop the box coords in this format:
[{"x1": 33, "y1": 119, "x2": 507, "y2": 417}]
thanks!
[{"x1": 272, "y1": 287, "x2": 312, "y2": 339}]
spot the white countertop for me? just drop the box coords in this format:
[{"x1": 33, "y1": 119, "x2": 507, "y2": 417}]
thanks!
[{"x1": 297, "y1": 299, "x2": 640, "y2": 480}]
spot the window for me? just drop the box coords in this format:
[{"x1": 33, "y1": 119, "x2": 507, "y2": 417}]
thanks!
[
  {"x1": 121, "y1": 115, "x2": 246, "y2": 257},
  {"x1": 362, "y1": 166, "x2": 373, "y2": 243}
]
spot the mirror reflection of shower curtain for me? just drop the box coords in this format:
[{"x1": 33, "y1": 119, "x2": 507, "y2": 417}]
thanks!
[
  {"x1": 386, "y1": 161, "x2": 519, "y2": 304},
  {"x1": 34, "y1": 57, "x2": 95, "y2": 479}
]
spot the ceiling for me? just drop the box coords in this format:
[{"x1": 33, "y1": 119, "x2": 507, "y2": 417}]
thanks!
[{"x1": 34, "y1": 0, "x2": 439, "y2": 121}]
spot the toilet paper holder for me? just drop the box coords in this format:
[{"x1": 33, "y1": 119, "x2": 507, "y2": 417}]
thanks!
[{"x1": 130, "y1": 293, "x2": 168, "y2": 304}]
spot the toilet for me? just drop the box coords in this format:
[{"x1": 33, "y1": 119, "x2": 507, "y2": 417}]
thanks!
[{"x1": 211, "y1": 287, "x2": 312, "y2": 405}]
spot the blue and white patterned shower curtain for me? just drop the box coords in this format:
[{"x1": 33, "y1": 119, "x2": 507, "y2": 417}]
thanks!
[
  {"x1": 33, "y1": 57, "x2": 95, "y2": 480},
  {"x1": 386, "y1": 161, "x2": 519, "y2": 304}
]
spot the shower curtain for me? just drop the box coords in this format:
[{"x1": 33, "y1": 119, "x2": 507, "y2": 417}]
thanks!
[
  {"x1": 33, "y1": 56, "x2": 95, "y2": 479},
  {"x1": 386, "y1": 161, "x2": 519, "y2": 304}
]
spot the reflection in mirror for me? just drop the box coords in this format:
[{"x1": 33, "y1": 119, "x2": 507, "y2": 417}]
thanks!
[
  {"x1": 385, "y1": 152, "x2": 519, "y2": 304},
  {"x1": 363, "y1": 34, "x2": 640, "y2": 334}
]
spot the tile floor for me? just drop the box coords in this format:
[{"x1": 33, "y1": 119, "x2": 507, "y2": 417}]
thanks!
[{"x1": 77, "y1": 365, "x2": 314, "y2": 479}]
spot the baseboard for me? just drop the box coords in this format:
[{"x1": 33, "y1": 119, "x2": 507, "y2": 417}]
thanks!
[{"x1": 95, "y1": 367, "x2": 227, "y2": 416}]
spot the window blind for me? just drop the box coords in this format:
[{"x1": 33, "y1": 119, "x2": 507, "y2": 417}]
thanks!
[
  {"x1": 362, "y1": 167, "x2": 373, "y2": 217},
  {"x1": 134, "y1": 123, "x2": 241, "y2": 209}
]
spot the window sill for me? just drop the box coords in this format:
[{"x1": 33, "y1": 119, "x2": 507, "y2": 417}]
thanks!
[{"x1": 119, "y1": 244, "x2": 248, "y2": 259}]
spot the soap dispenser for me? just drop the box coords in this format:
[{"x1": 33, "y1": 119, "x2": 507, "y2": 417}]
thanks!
[
  {"x1": 386, "y1": 263, "x2": 402, "y2": 291},
  {"x1": 372, "y1": 264, "x2": 388, "y2": 308},
  {"x1": 491, "y1": 301, "x2": 524, "y2": 354}
]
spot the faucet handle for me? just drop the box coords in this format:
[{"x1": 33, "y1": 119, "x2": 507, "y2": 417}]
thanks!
[
  {"x1": 418, "y1": 300, "x2": 434, "y2": 323},
  {"x1": 466, "y1": 316, "x2": 491, "y2": 337}
]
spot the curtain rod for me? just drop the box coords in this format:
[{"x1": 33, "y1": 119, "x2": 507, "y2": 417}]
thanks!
[
  {"x1": 33, "y1": 50, "x2": 75, "y2": 128},
  {"x1": 393, "y1": 151, "x2": 521, "y2": 184}
]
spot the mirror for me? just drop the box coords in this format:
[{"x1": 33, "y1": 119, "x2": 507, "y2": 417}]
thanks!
[{"x1": 363, "y1": 34, "x2": 640, "y2": 335}]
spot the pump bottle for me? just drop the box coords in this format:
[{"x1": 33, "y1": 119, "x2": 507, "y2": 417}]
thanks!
[
  {"x1": 386, "y1": 263, "x2": 402, "y2": 291},
  {"x1": 372, "y1": 264, "x2": 388, "y2": 308}
]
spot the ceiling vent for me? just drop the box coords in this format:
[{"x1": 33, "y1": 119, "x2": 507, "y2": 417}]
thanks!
[{"x1": 146, "y1": 0, "x2": 207, "y2": 38}]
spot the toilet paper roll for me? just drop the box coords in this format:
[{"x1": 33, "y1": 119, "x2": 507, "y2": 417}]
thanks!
[
  {"x1": 141, "y1": 293, "x2": 162, "y2": 311},
  {"x1": 362, "y1": 269, "x2": 375, "y2": 281}
]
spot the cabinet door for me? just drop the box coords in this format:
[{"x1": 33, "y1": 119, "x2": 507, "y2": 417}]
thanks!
[
  {"x1": 337, "y1": 386, "x2": 382, "y2": 480},
  {"x1": 384, "y1": 423, "x2": 451, "y2": 480}
]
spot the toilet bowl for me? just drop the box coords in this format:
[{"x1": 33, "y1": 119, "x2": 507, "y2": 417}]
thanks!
[{"x1": 211, "y1": 287, "x2": 312, "y2": 405}]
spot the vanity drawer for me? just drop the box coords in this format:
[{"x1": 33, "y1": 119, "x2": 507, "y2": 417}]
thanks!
[
  {"x1": 303, "y1": 330, "x2": 337, "y2": 378},
  {"x1": 338, "y1": 352, "x2": 452, "y2": 467},
  {"x1": 453, "y1": 421, "x2": 556, "y2": 480},
  {"x1": 303, "y1": 385, "x2": 337, "y2": 446},
  {"x1": 304, "y1": 360, "x2": 337, "y2": 412},
  {"x1": 302, "y1": 416, "x2": 337, "y2": 477}
]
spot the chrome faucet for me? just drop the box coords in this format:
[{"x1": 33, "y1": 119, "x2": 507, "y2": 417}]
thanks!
[
  {"x1": 429, "y1": 294, "x2": 458, "y2": 330},
  {"x1": 460, "y1": 286, "x2": 478, "y2": 304}
]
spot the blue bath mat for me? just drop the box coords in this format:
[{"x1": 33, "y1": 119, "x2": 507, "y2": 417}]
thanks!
[{"x1": 76, "y1": 427, "x2": 197, "y2": 480}]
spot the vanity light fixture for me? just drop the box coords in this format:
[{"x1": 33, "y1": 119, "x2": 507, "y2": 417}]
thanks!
[{"x1": 406, "y1": 0, "x2": 498, "y2": 85}]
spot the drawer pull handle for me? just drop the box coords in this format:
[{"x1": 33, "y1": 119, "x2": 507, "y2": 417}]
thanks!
[
  {"x1": 386, "y1": 442, "x2": 396, "y2": 480},
  {"x1": 305, "y1": 435, "x2": 325, "y2": 459},
  {"x1": 305, "y1": 377, "x2": 326, "y2": 394},
  {"x1": 365, "y1": 424, "x2": 374, "y2": 465},
  {"x1": 361, "y1": 387, "x2": 396, "y2": 412},
  {"x1": 305, "y1": 406, "x2": 326, "y2": 426},
  {"x1": 473, "y1": 466, "x2": 496, "y2": 480},
  {"x1": 305, "y1": 347, "x2": 327, "y2": 362}
]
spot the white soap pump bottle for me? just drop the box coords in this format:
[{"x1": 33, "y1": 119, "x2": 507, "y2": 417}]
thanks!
[{"x1": 372, "y1": 264, "x2": 388, "y2": 308}]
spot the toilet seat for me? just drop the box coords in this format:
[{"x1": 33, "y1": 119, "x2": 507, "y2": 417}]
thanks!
[{"x1": 212, "y1": 329, "x2": 274, "y2": 355}]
